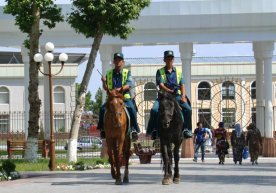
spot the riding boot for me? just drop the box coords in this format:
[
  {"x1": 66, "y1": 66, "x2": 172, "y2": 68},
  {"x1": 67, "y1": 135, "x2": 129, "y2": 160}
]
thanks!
[
  {"x1": 151, "y1": 130, "x2": 158, "y2": 140},
  {"x1": 182, "y1": 128, "x2": 192, "y2": 138},
  {"x1": 131, "y1": 131, "x2": 138, "y2": 142}
]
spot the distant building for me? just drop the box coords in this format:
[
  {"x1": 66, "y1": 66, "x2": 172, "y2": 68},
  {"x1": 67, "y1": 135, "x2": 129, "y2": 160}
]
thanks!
[{"x1": 0, "y1": 51, "x2": 86, "y2": 134}]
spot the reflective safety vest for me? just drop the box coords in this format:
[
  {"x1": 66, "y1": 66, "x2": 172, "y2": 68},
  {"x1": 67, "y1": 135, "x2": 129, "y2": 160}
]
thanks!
[
  {"x1": 107, "y1": 68, "x2": 131, "y2": 99},
  {"x1": 159, "y1": 67, "x2": 182, "y2": 95}
]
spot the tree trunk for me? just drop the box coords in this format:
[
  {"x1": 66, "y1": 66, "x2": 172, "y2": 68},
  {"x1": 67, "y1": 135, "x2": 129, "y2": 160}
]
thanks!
[
  {"x1": 67, "y1": 31, "x2": 103, "y2": 162},
  {"x1": 24, "y1": 2, "x2": 41, "y2": 161}
]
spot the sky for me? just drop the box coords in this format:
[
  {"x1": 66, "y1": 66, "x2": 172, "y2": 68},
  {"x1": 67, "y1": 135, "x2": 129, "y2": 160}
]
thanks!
[{"x1": 0, "y1": 0, "x2": 273, "y2": 100}]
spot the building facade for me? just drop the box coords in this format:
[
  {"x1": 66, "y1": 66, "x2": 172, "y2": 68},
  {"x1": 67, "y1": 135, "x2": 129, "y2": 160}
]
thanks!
[
  {"x1": 0, "y1": 51, "x2": 86, "y2": 136},
  {"x1": 124, "y1": 55, "x2": 276, "y2": 133}
]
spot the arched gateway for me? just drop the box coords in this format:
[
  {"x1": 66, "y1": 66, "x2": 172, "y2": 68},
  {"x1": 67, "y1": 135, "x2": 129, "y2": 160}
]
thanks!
[{"x1": 0, "y1": 0, "x2": 275, "y2": 156}]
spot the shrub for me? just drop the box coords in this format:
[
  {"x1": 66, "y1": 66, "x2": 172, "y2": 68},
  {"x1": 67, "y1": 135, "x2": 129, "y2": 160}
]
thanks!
[{"x1": 0, "y1": 160, "x2": 20, "y2": 181}]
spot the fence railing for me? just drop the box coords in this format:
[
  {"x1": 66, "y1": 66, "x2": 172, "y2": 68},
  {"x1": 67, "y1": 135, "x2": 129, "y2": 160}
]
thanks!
[
  {"x1": 1, "y1": 106, "x2": 275, "y2": 160},
  {"x1": 0, "y1": 111, "x2": 100, "y2": 159}
]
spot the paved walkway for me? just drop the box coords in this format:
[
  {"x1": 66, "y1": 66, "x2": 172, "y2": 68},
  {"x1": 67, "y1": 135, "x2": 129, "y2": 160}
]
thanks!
[{"x1": 0, "y1": 157, "x2": 276, "y2": 193}]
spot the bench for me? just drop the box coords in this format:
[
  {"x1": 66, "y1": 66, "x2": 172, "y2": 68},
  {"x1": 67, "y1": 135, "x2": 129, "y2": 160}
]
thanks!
[{"x1": 7, "y1": 139, "x2": 49, "y2": 159}]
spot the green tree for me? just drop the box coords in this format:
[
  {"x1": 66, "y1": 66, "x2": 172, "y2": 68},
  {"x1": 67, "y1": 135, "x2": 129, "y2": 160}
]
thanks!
[
  {"x1": 67, "y1": 0, "x2": 150, "y2": 162},
  {"x1": 4, "y1": 0, "x2": 63, "y2": 162},
  {"x1": 91, "y1": 88, "x2": 103, "y2": 115},
  {"x1": 85, "y1": 91, "x2": 93, "y2": 111}
]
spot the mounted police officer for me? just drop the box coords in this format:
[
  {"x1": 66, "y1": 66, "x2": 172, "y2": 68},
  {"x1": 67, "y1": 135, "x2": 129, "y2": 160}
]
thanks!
[
  {"x1": 97, "y1": 52, "x2": 140, "y2": 141},
  {"x1": 146, "y1": 50, "x2": 192, "y2": 139}
]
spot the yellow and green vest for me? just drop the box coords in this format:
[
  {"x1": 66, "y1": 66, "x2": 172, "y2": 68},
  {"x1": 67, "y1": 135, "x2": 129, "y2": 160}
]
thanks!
[
  {"x1": 159, "y1": 67, "x2": 182, "y2": 95},
  {"x1": 106, "y1": 68, "x2": 131, "y2": 100}
]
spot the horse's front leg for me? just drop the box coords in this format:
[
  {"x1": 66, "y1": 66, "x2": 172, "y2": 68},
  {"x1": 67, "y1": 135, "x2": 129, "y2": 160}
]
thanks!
[
  {"x1": 167, "y1": 144, "x2": 173, "y2": 178},
  {"x1": 161, "y1": 143, "x2": 172, "y2": 185},
  {"x1": 114, "y1": 137, "x2": 125, "y2": 185},
  {"x1": 173, "y1": 144, "x2": 181, "y2": 184},
  {"x1": 123, "y1": 138, "x2": 131, "y2": 184},
  {"x1": 107, "y1": 140, "x2": 116, "y2": 179}
]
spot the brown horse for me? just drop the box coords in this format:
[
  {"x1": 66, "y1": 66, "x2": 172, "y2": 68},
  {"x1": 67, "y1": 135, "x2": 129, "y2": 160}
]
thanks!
[{"x1": 104, "y1": 89, "x2": 131, "y2": 185}]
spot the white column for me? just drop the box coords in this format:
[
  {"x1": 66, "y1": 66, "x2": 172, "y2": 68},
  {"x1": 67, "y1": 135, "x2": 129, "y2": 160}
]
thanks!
[
  {"x1": 253, "y1": 41, "x2": 274, "y2": 138},
  {"x1": 264, "y1": 56, "x2": 273, "y2": 138},
  {"x1": 179, "y1": 43, "x2": 193, "y2": 99},
  {"x1": 112, "y1": 45, "x2": 122, "y2": 57},
  {"x1": 21, "y1": 46, "x2": 30, "y2": 139},
  {"x1": 255, "y1": 58, "x2": 264, "y2": 136},
  {"x1": 240, "y1": 79, "x2": 246, "y2": 129}
]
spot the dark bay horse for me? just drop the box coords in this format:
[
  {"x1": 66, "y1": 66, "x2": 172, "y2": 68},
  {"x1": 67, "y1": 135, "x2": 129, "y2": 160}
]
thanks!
[
  {"x1": 158, "y1": 91, "x2": 183, "y2": 185},
  {"x1": 104, "y1": 89, "x2": 131, "y2": 185}
]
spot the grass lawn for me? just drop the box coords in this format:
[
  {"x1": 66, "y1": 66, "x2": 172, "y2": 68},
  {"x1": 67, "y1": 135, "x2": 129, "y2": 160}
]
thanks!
[{"x1": 0, "y1": 158, "x2": 108, "y2": 171}]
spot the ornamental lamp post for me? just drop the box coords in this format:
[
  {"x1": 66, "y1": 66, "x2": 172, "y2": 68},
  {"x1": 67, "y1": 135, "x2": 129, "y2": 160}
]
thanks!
[{"x1": 34, "y1": 42, "x2": 68, "y2": 171}]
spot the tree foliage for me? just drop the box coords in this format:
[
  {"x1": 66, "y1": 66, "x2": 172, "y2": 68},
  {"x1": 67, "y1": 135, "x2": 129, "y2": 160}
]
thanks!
[
  {"x1": 4, "y1": 0, "x2": 63, "y2": 47},
  {"x1": 91, "y1": 88, "x2": 103, "y2": 115},
  {"x1": 67, "y1": 0, "x2": 150, "y2": 162},
  {"x1": 68, "y1": 0, "x2": 150, "y2": 39},
  {"x1": 4, "y1": 0, "x2": 63, "y2": 162}
]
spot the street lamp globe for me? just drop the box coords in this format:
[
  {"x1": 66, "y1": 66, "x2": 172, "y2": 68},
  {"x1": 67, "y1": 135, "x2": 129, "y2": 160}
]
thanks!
[
  {"x1": 44, "y1": 52, "x2": 54, "y2": 62},
  {"x1": 45, "y1": 42, "x2": 55, "y2": 52},
  {"x1": 34, "y1": 53, "x2": 43, "y2": 62},
  {"x1": 59, "y1": 53, "x2": 68, "y2": 62}
]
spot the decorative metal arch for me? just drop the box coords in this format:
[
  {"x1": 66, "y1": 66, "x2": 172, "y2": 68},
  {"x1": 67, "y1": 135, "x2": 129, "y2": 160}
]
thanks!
[{"x1": 200, "y1": 77, "x2": 254, "y2": 129}]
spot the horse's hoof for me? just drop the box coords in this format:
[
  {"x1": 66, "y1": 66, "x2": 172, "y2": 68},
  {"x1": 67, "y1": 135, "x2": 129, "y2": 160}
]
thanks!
[
  {"x1": 162, "y1": 178, "x2": 172, "y2": 185},
  {"x1": 115, "y1": 179, "x2": 123, "y2": 185},
  {"x1": 173, "y1": 177, "x2": 180, "y2": 184}
]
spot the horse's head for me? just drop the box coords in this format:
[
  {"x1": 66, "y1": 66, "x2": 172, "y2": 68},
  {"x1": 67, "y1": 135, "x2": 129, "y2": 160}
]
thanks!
[
  {"x1": 106, "y1": 89, "x2": 125, "y2": 128},
  {"x1": 158, "y1": 91, "x2": 180, "y2": 129}
]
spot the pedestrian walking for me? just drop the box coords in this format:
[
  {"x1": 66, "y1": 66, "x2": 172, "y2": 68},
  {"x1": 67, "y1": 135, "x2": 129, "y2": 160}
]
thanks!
[
  {"x1": 231, "y1": 123, "x2": 246, "y2": 165},
  {"x1": 193, "y1": 122, "x2": 208, "y2": 162},
  {"x1": 214, "y1": 122, "x2": 229, "y2": 165},
  {"x1": 246, "y1": 123, "x2": 262, "y2": 165}
]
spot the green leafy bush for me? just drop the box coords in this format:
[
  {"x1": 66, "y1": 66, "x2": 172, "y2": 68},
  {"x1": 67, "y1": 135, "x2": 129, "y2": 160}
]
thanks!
[{"x1": 0, "y1": 160, "x2": 20, "y2": 181}]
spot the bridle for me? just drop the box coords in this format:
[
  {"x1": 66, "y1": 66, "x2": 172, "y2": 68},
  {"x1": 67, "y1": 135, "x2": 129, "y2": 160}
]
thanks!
[{"x1": 107, "y1": 94, "x2": 125, "y2": 128}]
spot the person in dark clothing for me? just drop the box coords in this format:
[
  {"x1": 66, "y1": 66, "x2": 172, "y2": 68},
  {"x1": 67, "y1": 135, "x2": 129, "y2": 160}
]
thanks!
[
  {"x1": 214, "y1": 122, "x2": 229, "y2": 165},
  {"x1": 246, "y1": 123, "x2": 262, "y2": 165},
  {"x1": 231, "y1": 123, "x2": 246, "y2": 165}
]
